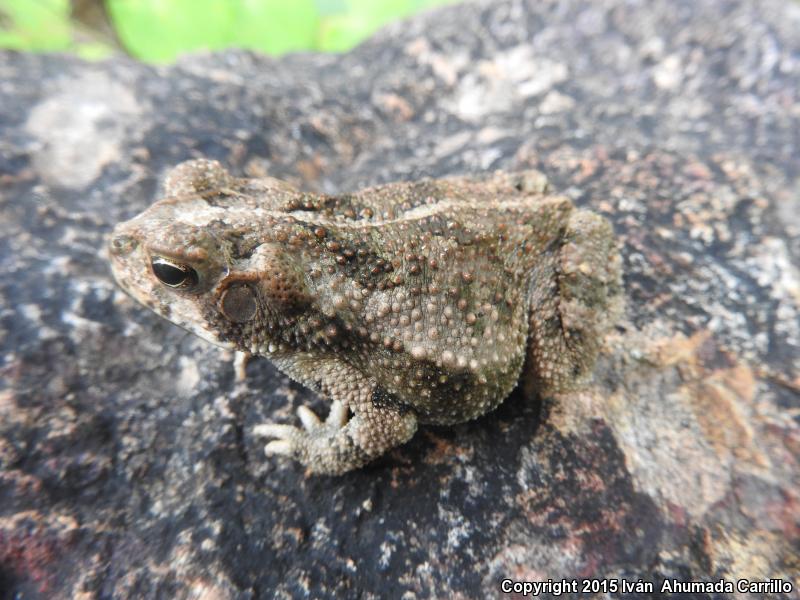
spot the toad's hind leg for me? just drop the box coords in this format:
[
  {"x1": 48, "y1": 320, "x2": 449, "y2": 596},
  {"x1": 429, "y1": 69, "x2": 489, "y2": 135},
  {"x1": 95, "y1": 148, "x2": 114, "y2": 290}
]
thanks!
[
  {"x1": 254, "y1": 359, "x2": 417, "y2": 475},
  {"x1": 523, "y1": 209, "x2": 623, "y2": 397}
]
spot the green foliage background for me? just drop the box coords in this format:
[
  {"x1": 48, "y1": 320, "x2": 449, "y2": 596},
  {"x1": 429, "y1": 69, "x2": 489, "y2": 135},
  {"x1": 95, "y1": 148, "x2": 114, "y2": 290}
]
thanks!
[{"x1": 0, "y1": 0, "x2": 456, "y2": 62}]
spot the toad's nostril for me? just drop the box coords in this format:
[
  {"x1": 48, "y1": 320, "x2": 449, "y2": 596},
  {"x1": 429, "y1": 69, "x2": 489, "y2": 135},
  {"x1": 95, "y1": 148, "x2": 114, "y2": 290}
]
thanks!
[{"x1": 110, "y1": 234, "x2": 137, "y2": 256}]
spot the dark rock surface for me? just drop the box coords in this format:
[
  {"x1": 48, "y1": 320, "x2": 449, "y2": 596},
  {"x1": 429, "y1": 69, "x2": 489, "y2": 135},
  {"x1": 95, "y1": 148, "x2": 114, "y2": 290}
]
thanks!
[{"x1": 1, "y1": 0, "x2": 799, "y2": 597}]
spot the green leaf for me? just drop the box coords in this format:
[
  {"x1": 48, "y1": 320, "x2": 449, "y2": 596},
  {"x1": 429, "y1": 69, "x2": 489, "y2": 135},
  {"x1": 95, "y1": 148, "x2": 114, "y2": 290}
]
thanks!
[
  {"x1": 107, "y1": 0, "x2": 239, "y2": 62},
  {"x1": 74, "y1": 40, "x2": 114, "y2": 60},
  {"x1": 0, "y1": 0, "x2": 72, "y2": 51},
  {"x1": 317, "y1": 13, "x2": 369, "y2": 52},
  {"x1": 0, "y1": 0, "x2": 462, "y2": 59},
  {"x1": 107, "y1": 0, "x2": 321, "y2": 61},
  {"x1": 233, "y1": 0, "x2": 319, "y2": 55}
]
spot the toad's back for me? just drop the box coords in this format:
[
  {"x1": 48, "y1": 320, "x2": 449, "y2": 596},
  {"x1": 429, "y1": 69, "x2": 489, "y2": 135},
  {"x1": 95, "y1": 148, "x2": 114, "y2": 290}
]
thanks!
[{"x1": 277, "y1": 183, "x2": 578, "y2": 424}]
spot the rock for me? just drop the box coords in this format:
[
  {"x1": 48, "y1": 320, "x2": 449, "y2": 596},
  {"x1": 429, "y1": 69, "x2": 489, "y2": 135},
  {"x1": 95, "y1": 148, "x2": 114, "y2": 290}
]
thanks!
[{"x1": 1, "y1": 0, "x2": 798, "y2": 597}]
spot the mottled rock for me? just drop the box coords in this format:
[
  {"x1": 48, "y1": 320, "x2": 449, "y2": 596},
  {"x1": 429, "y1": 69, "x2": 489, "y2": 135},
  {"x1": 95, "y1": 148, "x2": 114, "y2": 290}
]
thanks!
[{"x1": 1, "y1": 0, "x2": 798, "y2": 597}]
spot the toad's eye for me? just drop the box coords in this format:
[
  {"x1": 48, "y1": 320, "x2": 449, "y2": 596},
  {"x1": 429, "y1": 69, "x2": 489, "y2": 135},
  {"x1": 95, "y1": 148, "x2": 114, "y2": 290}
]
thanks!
[{"x1": 151, "y1": 257, "x2": 198, "y2": 289}]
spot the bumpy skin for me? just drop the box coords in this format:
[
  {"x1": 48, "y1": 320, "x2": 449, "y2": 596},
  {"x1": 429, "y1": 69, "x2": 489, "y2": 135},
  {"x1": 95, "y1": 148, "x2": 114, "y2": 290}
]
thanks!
[{"x1": 109, "y1": 160, "x2": 622, "y2": 474}]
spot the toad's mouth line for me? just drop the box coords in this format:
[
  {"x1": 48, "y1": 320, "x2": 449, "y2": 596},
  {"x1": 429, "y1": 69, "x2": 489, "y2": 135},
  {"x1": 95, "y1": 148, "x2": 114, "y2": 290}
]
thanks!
[{"x1": 111, "y1": 262, "x2": 237, "y2": 351}]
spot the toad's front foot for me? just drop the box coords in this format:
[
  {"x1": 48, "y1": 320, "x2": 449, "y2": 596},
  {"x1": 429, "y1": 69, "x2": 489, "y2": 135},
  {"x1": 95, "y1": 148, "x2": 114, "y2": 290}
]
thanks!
[
  {"x1": 254, "y1": 399, "x2": 417, "y2": 475},
  {"x1": 254, "y1": 401, "x2": 350, "y2": 469}
]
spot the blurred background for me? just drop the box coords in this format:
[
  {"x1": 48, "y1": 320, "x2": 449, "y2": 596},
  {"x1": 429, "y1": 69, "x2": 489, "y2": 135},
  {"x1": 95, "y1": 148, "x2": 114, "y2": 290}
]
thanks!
[{"x1": 0, "y1": 0, "x2": 458, "y2": 62}]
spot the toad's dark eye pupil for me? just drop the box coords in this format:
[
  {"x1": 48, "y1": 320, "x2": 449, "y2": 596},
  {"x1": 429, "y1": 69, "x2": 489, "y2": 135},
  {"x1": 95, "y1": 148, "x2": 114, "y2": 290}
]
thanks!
[{"x1": 151, "y1": 258, "x2": 198, "y2": 289}]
